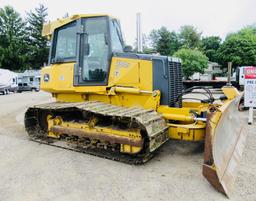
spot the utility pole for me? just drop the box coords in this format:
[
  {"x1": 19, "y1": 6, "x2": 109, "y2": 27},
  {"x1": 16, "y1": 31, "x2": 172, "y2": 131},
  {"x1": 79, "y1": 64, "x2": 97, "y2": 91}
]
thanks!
[{"x1": 227, "y1": 62, "x2": 232, "y2": 86}]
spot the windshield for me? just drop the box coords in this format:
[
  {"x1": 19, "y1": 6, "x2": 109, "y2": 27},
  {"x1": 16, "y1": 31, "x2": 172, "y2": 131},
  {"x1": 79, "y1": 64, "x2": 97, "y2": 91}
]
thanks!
[{"x1": 52, "y1": 21, "x2": 77, "y2": 62}]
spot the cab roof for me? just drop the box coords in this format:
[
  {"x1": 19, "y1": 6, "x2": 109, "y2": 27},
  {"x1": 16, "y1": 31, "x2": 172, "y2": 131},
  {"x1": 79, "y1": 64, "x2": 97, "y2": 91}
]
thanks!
[{"x1": 42, "y1": 14, "x2": 117, "y2": 38}]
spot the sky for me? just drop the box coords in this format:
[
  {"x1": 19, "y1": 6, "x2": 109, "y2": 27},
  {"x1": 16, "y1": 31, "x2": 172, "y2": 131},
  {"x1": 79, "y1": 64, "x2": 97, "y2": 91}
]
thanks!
[{"x1": 0, "y1": 0, "x2": 256, "y2": 45}]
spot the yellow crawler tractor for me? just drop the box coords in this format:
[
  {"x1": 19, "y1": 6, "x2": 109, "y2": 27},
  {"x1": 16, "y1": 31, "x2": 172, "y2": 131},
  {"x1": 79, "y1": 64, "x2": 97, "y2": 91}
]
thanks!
[{"x1": 24, "y1": 14, "x2": 246, "y2": 197}]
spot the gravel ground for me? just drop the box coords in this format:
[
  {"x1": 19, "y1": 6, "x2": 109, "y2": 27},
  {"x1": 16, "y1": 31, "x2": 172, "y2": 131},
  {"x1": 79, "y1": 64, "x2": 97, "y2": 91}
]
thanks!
[{"x1": 0, "y1": 91, "x2": 255, "y2": 201}]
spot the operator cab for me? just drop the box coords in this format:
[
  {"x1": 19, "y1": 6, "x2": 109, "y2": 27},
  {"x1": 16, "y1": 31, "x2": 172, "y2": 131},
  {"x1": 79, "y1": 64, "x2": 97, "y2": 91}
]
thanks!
[{"x1": 49, "y1": 16, "x2": 125, "y2": 86}]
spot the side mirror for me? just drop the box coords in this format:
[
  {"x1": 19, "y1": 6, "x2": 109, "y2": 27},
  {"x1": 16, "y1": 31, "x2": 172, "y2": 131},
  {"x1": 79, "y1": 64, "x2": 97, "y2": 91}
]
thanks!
[{"x1": 123, "y1": 45, "x2": 133, "y2": 53}]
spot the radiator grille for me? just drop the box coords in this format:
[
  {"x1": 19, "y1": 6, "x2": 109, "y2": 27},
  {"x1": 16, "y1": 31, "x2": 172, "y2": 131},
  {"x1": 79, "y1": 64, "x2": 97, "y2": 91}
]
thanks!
[{"x1": 168, "y1": 59, "x2": 182, "y2": 107}]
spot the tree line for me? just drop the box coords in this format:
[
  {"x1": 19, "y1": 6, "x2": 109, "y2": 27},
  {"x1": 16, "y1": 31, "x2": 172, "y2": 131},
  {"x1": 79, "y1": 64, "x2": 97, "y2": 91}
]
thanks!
[
  {"x1": 1, "y1": 4, "x2": 256, "y2": 78},
  {"x1": 0, "y1": 5, "x2": 48, "y2": 71},
  {"x1": 142, "y1": 24, "x2": 256, "y2": 78}
]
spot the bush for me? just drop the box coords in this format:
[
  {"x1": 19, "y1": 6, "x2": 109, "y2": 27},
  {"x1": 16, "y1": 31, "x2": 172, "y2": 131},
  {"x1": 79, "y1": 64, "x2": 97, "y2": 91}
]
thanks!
[{"x1": 174, "y1": 48, "x2": 208, "y2": 78}]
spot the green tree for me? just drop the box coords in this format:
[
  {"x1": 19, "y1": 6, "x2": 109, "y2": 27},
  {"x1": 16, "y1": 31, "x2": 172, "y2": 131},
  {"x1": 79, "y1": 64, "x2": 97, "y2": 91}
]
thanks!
[
  {"x1": 226, "y1": 25, "x2": 256, "y2": 40},
  {"x1": 26, "y1": 4, "x2": 49, "y2": 69},
  {"x1": 217, "y1": 26, "x2": 256, "y2": 67},
  {"x1": 149, "y1": 27, "x2": 180, "y2": 55},
  {"x1": 179, "y1": 25, "x2": 202, "y2": 49},
  {"x1": 0, "y1": 6, "x2": 29, "y2": 70},
  {"x1": 174, "y1": 48, "x2": 208, "y2": 78},
  {"x1": 142, "y1": 46, "x2": 155, "y2": 54},
  {"x1": 200, "y1": 36, "x2": 221, "y2": 62},
  {"x1": 142, "y1": 34, "x2": 155, "y2": 54}
]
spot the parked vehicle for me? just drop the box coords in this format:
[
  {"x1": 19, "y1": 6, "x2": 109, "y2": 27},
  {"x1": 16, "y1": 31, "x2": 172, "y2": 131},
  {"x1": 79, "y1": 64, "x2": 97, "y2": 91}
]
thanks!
[
  {"x1": 235, "y1": 66, "x2": 254, "y2": 90},
  {"x1": 0, "y1": 69, "x2": 18, "y2": 95},
  {"x1": 9, "y1": 74, "x2": 18, "y2": 93},
  {"x1": 17, "y1": 70, "x2": 41, "y2": 92}
]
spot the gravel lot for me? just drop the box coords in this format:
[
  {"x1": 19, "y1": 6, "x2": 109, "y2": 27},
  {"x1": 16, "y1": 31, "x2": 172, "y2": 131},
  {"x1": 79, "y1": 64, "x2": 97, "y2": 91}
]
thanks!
[{"x1": 0, "y1": 91, "x2": 255, "y2": 201}]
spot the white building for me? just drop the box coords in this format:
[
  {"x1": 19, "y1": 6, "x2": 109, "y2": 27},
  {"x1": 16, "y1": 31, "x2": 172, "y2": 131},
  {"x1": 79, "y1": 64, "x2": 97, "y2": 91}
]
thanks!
[{"x1": 191, "y1": 62, "x2": 222, "y2": 81}]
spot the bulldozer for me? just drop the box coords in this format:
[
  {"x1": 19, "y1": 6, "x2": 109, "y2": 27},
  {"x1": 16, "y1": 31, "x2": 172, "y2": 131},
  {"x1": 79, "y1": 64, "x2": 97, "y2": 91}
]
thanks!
[{"x1": 24, "y1": 14, "x2": 246, "y2": 197}]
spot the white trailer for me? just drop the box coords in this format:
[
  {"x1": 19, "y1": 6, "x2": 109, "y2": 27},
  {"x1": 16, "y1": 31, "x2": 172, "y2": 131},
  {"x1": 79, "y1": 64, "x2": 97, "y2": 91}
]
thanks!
[
  {"x1": 17, "y1": 70, "x2": 41, "y2": 92},
  {"x1": 235, "y1": 66, "x2": 255, "y2": 90},
  {"x1": 0, "y1": 69, "x2": 18, "y2": 95},
  {"x1": 238, "y1": 66, "x2": 247, "y2": 86}
]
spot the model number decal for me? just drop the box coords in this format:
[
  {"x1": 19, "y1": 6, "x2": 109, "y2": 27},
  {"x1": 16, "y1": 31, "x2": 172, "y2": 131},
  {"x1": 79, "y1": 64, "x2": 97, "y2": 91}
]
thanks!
[
  {"x1": 114, "y1": 61, "x2": 130, "y2": 77},
  {"x1": 116, "y1": 61, "x2": 130, "y2": 68}
]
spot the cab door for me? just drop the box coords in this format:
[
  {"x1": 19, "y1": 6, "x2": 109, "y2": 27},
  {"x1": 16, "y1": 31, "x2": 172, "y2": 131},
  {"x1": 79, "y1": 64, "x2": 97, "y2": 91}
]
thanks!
[{"x1": 74, "y1": 17, "x2": 111, "y2": 86}]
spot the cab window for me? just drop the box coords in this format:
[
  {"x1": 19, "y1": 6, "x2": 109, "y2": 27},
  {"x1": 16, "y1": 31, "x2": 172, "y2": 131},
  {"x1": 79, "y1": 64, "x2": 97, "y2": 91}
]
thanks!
[
  {"x1": 110, "y1": 20, "x2": 124, "y2": 52},
  {"x1": 52, "y1": 22, "x2": 77, "y2": 62}
]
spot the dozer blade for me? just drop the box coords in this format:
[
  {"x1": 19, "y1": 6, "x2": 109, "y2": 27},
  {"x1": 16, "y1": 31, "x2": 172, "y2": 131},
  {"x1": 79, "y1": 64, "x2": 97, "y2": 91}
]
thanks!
[{"x1": 203, "y1": 95, "x2": 247, "y2": 197}]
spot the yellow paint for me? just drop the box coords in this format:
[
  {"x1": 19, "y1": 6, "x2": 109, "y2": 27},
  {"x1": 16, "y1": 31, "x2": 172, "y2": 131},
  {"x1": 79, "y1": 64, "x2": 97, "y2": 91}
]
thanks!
[
  {"x1": 121, "y1": 145, "x2": 141, "y2": 154},
  {"x1": 221, "y1": 86, "x2": 240, "y2": 100},
  {"x1": 40, "y1": 57, "x2": 159, "y2": 109},
  {"x1": 42, "y1": 14, "x2": 117, "y2": 37},
  {"x1": 40, "y1": 15, "x2": 241, "y2": 145},
  {"x1": 108, "y1": 57, "x2": 152, "y2": 91},
  {"x1": 168, "y1": 123, "x2": 205, "y2": 141},
  {"x1": 158, "y1": 106, "x2": 195, "y2": 122},
  {"x1": 40, "y1": 56, "x2": 209, "y2": 142},
  {"x1": 41, "y1": 63, "x2": 107, "y2": 94},
  {"x1": 47, "y1": 115, "x2": 60, "y2": 138},
  {"x1": 182, "y1": 102, "x2": 210, "y2": 111},
  {"x1": 47, "y1": 116, "x2": 142, "y2": 154}
]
